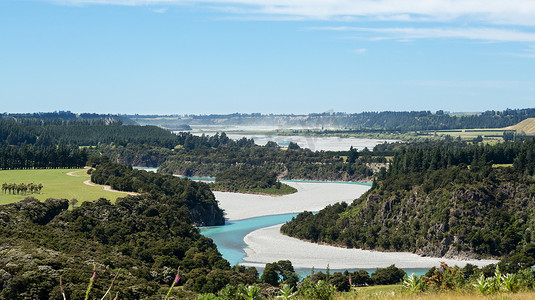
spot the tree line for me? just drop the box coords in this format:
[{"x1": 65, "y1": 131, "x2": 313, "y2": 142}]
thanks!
[
  {"x1": 0, "y1": 145, "x2": 87, "y2": 170},
  {"x1": 130, "y1": 108, "x2": 535, "y2": 131},
  {"x1": 1, "y1": 182, "x2": 43, "y2": 194},
  {"x1": 386, "y1": 139, "x2": 525, "y2": 177},
  {"x1": 0, "y1": 118, "x2": 177, "y2": 148},
  {"x1": 340, "y1": 108, "x2": 535, "y2": 131}
]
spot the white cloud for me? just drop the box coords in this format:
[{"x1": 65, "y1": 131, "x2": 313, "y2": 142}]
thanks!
[
  {"x1": 313, "y1": 27, "x2": 535, "y2": 43},
  {"x1": 153, "y1": 7, "x2": 168, "y2": 13},
  {"x1": 46, "y1": 0, "x2": 535, "y2": 26},
  {"x1": 353, "y1": 48, "x2": 367, "y2": 54}
]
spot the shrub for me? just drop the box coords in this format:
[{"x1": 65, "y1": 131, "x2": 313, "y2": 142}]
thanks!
[
  {"x1": 238, "y1": 284, "x2": 263, "y2": 300},
  {"x1": 402, "y1": 273, "x2": 425, "y2": 293},
  {"x1": 328, "y1": 272, "x2": 350, "y2": 292},
  {"x1": 350, "y1": 270, "x2": 372, "y2": 286},
  {"x1": 277, "y1": 284, "x2": 297, "y2": 299},
  {"x1": 298, "y1": 280, "x2": 336, "y2": 300},
  {"x1": 371, "y1": 265, "x2": 406, "y2": 285}
]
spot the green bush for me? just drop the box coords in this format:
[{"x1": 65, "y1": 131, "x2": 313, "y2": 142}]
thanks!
[
  {"x1": 298, "y1": 280, "x2": 336, "y2": 300},
  {"x1": 371, "y1": 265, "x2": 406, "y2": 285}
]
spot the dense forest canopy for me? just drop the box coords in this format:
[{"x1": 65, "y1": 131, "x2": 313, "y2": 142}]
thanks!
[
  {"x1": 89, "y1": 161, "x2": 224, "y2": 226},
  {"x1": 209, "y1": 167, "x2": 297, "y2": 195},
  {"x1": 0, "y1": 195, "x2": 260, "y2": 299},
  {"x1": 0, "y1": 119, "x2": 178, "y2": 148},
  {"x1": 215, "y1": 167, "x2": 279, "y2": 189}
]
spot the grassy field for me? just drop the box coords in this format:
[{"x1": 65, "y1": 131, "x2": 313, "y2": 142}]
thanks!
[
  {"x1": 334, "y1": 285, "x2": 535, "y2": 299},
  {"x1": 505, "y1": 118, "x2": 535, "y2": 135},
  {"x1": 422, "y1": 129, "x2": 507, "y2": 141},
  {"x1": 0, "y1": 168, "x2": 131, "y2": 205}
]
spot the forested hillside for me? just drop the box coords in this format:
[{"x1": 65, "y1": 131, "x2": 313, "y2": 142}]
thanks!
[
  {"x1": 281, "y1": 138, "x2": 535, "y2": 259},
  {"x1": 0, "y1": 195, "x2": 260, "y2": 299},
  {"x1": 90, "y1": 161, "x2": 224, "y2": 226}
]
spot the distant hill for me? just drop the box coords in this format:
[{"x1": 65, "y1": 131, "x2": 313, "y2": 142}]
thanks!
[
  {"x1": 505, "y1": 118, "x2": 535, "y2": 135},
  {"x1": 126, "y1": 108, "x2": 535, "y2": 132}
]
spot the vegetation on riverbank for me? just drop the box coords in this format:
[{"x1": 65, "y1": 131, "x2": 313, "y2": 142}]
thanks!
[
  {"x1": 209, "y1": 167, "x2": 297, "y2": 196},
  {"x1": 282, "y1": 138, "x2": 535, "y2": 259},
  {"x1": 155, "y1": 137, "x2": 381, "y2": 182},
  {"x1": 89, "y1": 160, "x2": 224, "y2": 226}
]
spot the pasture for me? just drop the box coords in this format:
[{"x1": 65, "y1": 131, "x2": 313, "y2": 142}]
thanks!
[{"x1": 0, "y1": 168, "x2": 130, "y2": 205}]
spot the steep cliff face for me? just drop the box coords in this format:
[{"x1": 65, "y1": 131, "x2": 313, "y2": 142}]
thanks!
[{"x1": 282, "y1": 167, "x2": 535, "y2": 259}]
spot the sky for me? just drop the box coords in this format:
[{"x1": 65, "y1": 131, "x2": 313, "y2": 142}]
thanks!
[{"x1": 1, "y1": 0, "x2": 535, "y2": 115}]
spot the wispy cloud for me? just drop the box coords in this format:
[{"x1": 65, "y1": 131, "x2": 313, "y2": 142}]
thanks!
[
  {"x1": 46, "y1": 0, "x2": 535, "y2": 26},
  {"x1": 513, "y1": 46, "x2": 535, "y2": 58},
  {"x1": 353, "y1": 48, "x2": 367, "y2": 54},
  {"x1": 153, "y1": 7, "x2": 167, "y2": 13},
  {"x1": 404, "y1": 80, "x2": 533, "y2": 89},
  {"x1": 313, "y1": 27, "x2": 535, "y2": 43}
]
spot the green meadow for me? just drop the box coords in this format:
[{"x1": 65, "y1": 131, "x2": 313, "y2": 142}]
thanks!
[{"x1": 0, "y1": 168, "x2": 130, "y2": 205}]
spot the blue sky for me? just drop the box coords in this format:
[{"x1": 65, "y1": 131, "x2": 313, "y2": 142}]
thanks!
[{"x1": 1, "y1": 0, "x2": 535, "y2": 115}]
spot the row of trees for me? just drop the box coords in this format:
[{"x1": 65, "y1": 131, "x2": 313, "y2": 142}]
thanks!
[
  {"x1": 0, "y1": 145, "x2": 87, "y2": 170},
  {"x1": 0, "y1": 118, "x2": 176, "y2": 147},
  {"x1": 1, "y1": 182, "x2": 43, "y2": 194}
]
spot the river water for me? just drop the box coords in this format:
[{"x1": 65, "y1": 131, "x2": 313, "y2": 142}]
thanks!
[
  {"x1": 200, "y1": 181, "x2": 498, "y2": 276},
  {"x1": 133, "y1": 167, "x2": 497, "y2": 276},
  {"x1": 200, "y1": 213, "x2": 299, "y2": 266}
]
